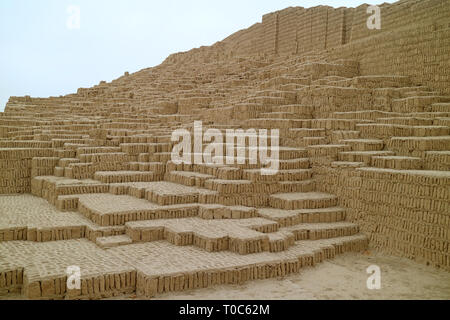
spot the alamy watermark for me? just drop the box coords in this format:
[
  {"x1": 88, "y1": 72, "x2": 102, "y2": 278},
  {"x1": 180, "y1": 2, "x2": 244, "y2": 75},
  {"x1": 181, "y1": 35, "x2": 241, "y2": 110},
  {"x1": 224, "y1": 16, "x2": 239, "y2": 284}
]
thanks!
[
  {"x1": 66, "y1": 265, "x2": 81, "y2": 290},
  {"x1": 366, "y1": 265, "x2": 381, "y2": 290},
  {"x1": 367, "y1": 5, "x2": 381, "y2": 30},
  {"x1": 66, "y1": 5, "x2": 81, "y2": 30},
  {"x1": 171, "y1": 121, "x2": 280, "y2": 175}
]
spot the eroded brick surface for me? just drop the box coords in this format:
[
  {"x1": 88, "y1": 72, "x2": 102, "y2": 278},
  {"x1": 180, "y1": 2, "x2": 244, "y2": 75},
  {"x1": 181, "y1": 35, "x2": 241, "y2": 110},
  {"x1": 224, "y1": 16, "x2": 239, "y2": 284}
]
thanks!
[{"x1": 1, "y1": 0, "x2": 449, "y2": 299}]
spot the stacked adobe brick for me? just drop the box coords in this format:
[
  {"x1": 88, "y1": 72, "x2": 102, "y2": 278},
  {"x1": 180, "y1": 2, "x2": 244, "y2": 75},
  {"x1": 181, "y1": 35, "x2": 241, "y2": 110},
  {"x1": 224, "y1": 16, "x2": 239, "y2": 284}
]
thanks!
[{"x1": 0, "y1": 0, "x2": 449, "y2": 299}]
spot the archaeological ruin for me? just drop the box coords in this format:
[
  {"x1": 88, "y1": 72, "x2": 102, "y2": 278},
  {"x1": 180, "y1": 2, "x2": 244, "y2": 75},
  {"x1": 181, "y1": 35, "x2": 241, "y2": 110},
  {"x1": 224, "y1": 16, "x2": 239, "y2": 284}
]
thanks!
[{"x1": 0, "y1": 0, "x2": 449, "y2": 300}]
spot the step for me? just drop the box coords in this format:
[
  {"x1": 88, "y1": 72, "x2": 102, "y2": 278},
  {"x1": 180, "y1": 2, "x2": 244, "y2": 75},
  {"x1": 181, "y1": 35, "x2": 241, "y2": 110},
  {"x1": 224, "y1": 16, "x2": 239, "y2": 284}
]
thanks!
[
  {"x1": 215, "y1": 167, "x2": 242, "y2": 180},
  {"x1": 330, "y1": 131, "x2": 360, "y2": 143},
  {"x1": 7, "y1": 233, "x2": 369, "y2": 299},
  {"x1": 357, "y1": 124, "x2": 450, "y2": 138},
  {"x1": 285, "y1": 222, "x2": 359, "y2": 240},
  {"x1": 331, "y1": 110, "x2": 391, "y2": 121},
  {"x1": 278, "y1": 158, "x2": 310, "y2": 170},
  {"x1": 259, "y1": 112, "x2": 299, "y2": 119},
  {"x1": 78, "y1": 193, "x2": 200, "y2": 226},
  {"x1": 246, "y1": 96, "x2": 295, "y2": 107},
  {"x1": 55, "y1": 183, "x2": 110, "y2": 196},
  {"x1": 120, "y1": 143, "x2": 171, "y2": 155},
  {"x1": 271, "y1": 104, "x2": 314, "y2": 116},
  {"x1": 128, "y1": 162, "x2": 165, "y2": 173},
  {"x1": 395, "y1": 86, "x2": 432, "y2": 95},
  {"x1": 254, "y1": 90, "x2": 298, "y2": 100},
  {"x1": 197, "y1": 205, "x2": 258, "y2": 220},
  {"x1": 207, "y1": 178, "x2": 296, "y2": 195},
  {"x1": 94, "y1": 171, "x2": 158, "y2": 183},
  {"x1": 58, "y1": 158, "x2": 80, "y2": 168},
  {"x1": 302, "y1": 137, "x2": 328, "y2": 146},
  {"x1": 96, "y1": 235, "x2": 133, "y2": 249},
  {"x1": 392, "y1": 96, "x2": 450, "y2": 113},
  {"x1": 277, "y1": 147, "x2": 309, "y2": 160},
  {"x1": 311, "y1": 119, "x2": 372, "y2": 131},
  {"x1": 339, "y1": 139, "x2": 384, "y2": 151},
  {"x1": 338, "y1": 151, "x2": 395, "y2": 164},
  {"x1": 277, "y1": 180, "x2": 316, "y2": 193},
  {"x1": 371, "y1": 156, "x2": 424, "y2": 170},
  {"x1": 308, "y1": 144, "x2": 352, "y2": 158},
  {"x1": 403, "y1": 90, "x2": 439, "y2": 98},
  {"x1": 55, "y1": 194, "x2": 82, "y2": 211},
  {"x1": 246, "y1": 118, "x2": 309, "y2": 130},
  {"x1": 54, "y1": 149, "x2": 77, "y2": 159},
  {"x1": 66, "y1": 159, "x2": 132, "y2": 177},
  {"x1": 31, "y1": 176, "x2": 102, "y2": 201},
  {"x1": 78, "y1": 152, "x2": 135, "y2": 163},
  {"x1": 351, "y1": 75, "x2": 411, "y2": 88},
  {"x1": 243, "y1": 169, "x2": 312, "y2": 182},
  {"x1": 149, "y1": 152, "x2": 172, "y2": 163},
  {"x1": 387, "y1": 136, "x2": 450, "y2": 152},
  {"x1": 409, "y1": 112, "x2": 450, "y2": 119},
  {"x1": 258, "y1": 207, "x2": 346, "y2": 227},
  {"x1": 76, "y1": 147, "x2": 122, "y2": 155},
  {"x1": 54, "y1": 167, "x2": 64, "y2": 177},
  {"x1": 143, "y1": 182, "x2": 217, "y2": 206},
  {"x1": 424, "y1": 151, "x2": 450, "y2": 171},
  {"x1": 110, "y1": 181, "x2": 209, "y2": 201},
  {"x1": 202, "y1": 178, "x2": 315, "y2": 195},
  {"x1": 165, "y1": 171, "x2": 214, "y2": 187},
  {"x1": 53, "y1": 182, "x2": 111, "y2": 210},
  {"x1": 288, "y1": 128, "x2": 325, "y2": 138},
  {"x1": 197, "y1": 192, "x2": 269, "y2": 208},
  {"x1": 188, "y1": 163, "x2": 231, "y2": 177},
  {"x1": 261, "y1": 77, "x2": 310, "y2": 89},
  {"x1": 431, "y1": 103, "x2": 450, "y2": 112},
  {"x1": 331, "y1": 161, "x2": 366, "y2": 168},
  {"x1": 53, "y1": 139, "x2": 94, "y2": 148},
  {"x1": 434, "y1": 118, "x2": 450, "y2": 127},
  {"x1": 125, "y1": 217, "x2": 273, "y2": 255},
  {"x1": 269, "y1": 192, "x2": 338, "y2": 210},
  {"x1": 267, "y1": 231, "x2": 295, "y2": 252},
  {"x1": 204, "y1": 179, "x2": 269, "y2": 194},
  {"x1": 0, "y1": 140, "x2": 53, "y2": 148},
  {"x1": 375, "y1": 117, "x2": 434, "y2": 126},
  {"x1": 357, "y1": 166, "x2": 450, "y2": 178}
]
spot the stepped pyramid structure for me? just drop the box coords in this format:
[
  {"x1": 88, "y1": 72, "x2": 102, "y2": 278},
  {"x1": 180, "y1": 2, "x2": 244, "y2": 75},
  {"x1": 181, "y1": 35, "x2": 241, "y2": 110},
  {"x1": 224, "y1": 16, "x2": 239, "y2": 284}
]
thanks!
[{"x1": 0, "y1": 0, "x2": 449, "y2": 299}]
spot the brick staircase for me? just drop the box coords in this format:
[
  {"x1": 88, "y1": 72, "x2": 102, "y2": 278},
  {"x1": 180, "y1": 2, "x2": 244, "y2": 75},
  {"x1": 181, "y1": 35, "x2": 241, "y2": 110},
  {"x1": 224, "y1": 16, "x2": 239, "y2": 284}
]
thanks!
[{"x1": 0, "y1": 0, "x2": 449, "y2": 299}]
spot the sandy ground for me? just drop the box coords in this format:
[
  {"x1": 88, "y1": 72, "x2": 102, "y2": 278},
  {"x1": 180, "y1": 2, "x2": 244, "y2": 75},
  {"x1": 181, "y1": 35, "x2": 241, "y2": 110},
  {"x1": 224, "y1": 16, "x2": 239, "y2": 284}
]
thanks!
[{"x1": 2, "y1": 251, "x2": 449, "y2": 300}]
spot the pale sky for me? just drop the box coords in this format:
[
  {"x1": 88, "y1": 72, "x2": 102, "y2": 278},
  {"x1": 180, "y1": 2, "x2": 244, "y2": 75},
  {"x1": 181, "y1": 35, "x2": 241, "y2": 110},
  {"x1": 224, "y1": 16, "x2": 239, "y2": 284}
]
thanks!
[{"x1": 0, "y1": 0, "x2": 395, "y2": 112}]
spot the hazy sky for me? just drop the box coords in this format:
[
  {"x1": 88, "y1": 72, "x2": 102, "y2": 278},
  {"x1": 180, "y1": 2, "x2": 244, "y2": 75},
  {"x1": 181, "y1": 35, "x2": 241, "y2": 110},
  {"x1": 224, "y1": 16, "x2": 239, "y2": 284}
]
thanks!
[{"x1": 0, "y1": 0, "x2": 394, "y2": 112}]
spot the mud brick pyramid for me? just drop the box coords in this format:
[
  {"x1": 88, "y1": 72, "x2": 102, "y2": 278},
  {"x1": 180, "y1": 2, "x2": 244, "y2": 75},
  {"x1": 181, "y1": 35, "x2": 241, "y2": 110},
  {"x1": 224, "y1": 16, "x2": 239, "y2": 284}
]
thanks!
[{"x1": 0, "y1": 0, "x2": 449, "y2": 299}]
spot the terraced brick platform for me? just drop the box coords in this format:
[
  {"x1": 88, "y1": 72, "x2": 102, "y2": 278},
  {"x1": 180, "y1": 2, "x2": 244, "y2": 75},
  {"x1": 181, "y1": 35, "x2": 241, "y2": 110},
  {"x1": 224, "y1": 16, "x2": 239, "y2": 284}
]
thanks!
[{"x1": 1, "y1": 0, "x2": 449, "y2": 299}]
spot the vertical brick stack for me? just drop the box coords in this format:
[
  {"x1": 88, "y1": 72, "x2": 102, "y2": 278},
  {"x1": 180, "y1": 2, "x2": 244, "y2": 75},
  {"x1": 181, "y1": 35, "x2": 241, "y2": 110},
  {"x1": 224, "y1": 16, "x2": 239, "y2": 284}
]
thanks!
[
  {"x1": 316, "y1": 166, "x2": 450, "y2": 271},
  {"x1": 0, "y1": 149, "x2": 54, "y2": 194}
]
